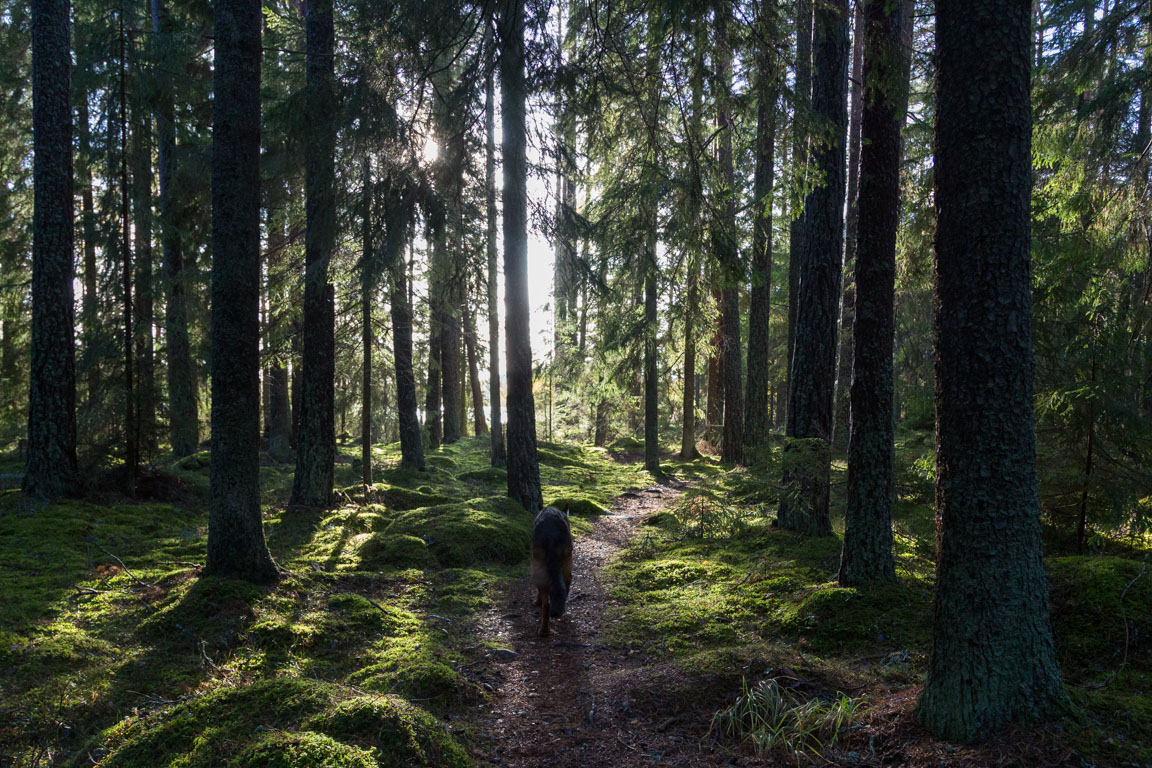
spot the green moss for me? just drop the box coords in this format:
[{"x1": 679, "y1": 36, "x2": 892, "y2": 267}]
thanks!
[
  {"x1": 232, "y1": 731, "x2": 377, "y2": 768},
  {"x1": 457, "y1": 467, "x2": 507, "y2": 484},
  {"x1": 386, "y1": 496, "x2": 531, "y2": 567},
  {"x1": 643, "y1": 510, "x2": 678, "y2": 530},
  {"x1": 347, "y1": 656, "x2": 461, "y2": 706},
  {"x1": 546, "y1": 496, "x2": 608, "y2": 516},
  {"x1": 139, "y1": 576, "x2": 266, "y2": 646},
  {"x1": 537, "y1": 447, "x2": 595, "y2": 470},
  {"x1": 354, "y1": 534, "x2": 434, "y2": 570},
  {"x1": 371, "y1": 485, "x2": 459, "y2": 511},
  {"x1": 309, "y1": 695, "x2": 467, "y2": 767},
  {"x1": 778, "y1": 582, "x2": 930, "y2": 652},
  {"x1": 425, "y1": 456, "x2": 456, "y2": 470}
]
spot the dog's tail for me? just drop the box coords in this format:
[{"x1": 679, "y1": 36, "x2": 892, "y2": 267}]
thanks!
[{"x1": 546, "y1": 545, "x2": 568, "y2": 617}]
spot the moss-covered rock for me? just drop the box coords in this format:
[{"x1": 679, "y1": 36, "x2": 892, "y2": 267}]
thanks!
[
  {"x1": 386, "y1": 496, "x2": 531, "y2": 567},
  {"x1": 232, "y1": 731, "x2": 377, "y2": 768},
  {"x1": 309, "y1": 696, "x2": 467, "y2": 767},
  {"x1": 354, "y1": 534, "x2": 434, "y2": 570},
  {"x1": 547, "y1": 496, "x2": 608, "y2": 516}
]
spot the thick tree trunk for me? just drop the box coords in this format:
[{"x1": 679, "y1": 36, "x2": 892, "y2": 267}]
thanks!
[
  {"x1": 291, "y1": 0, "x2": 336, "y2": 507},
  {"x1": 485, "y1": 23, "x2": 506, "y2": 466},
  {"x1": 205, "y1": 0, "x2": 277, "y2": 583},
  {"x1": 744, "y1": 1, "x2": 780, "y2": 452},
  {"x1": 77, "y1": 94, "x2": 100, "y2": 411},
  {"x1": 778, "y1": 0, "x2": 849, "y2": 536},
  {"x1": 500, "y1": 0, "x2": 542, "y2": 512},
  {"x1": 24, "y1": 0, "x2": 77, "y2": 500},
  {"x1": 831, "y1": 1, "x2": 866, "y2": 453},
  {"x1": 785, "y1": 0, "x2": 813, "y2": 421},
  {"x1": 916, "y1": 0, "x2": 1065, "y2": 741},
  {"x1": 388, "y1": 208, "x2": 424, "y2": 471},
  {"x1": 132, "y1": 112, "x2": 156, "y2": 456},
  {"x1": 715, "y1": 0, "x2": 743, "y2": 465},
  {"x1": 425, "y1": 305, "x2": 442, "y2": 450},
  {"x1": 154, "y1": 0, "x2": 198, "y2": 458},
  {"x1": 839, "y1": 0, "x2": 911, "y2": 586}
]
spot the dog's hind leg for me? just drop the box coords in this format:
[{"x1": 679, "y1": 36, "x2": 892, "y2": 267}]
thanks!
[{"x1": 538, "y1": 595, "x2": 550, "y2": 637}]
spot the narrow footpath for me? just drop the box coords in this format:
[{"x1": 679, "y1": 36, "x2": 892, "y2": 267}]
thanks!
[{"x1": 471, "y1": 479, "x2": 734, "y2": 768}]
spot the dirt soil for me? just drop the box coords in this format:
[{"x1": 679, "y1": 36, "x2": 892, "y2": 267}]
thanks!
[{"x1": 470, "y1": 479, "x2": 738, "y2": 768}]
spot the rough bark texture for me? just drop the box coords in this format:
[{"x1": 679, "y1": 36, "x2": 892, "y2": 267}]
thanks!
[
  {"x1": 425, "y1": 305, "x2": 442, "y2": 450},
  {"x1": 154, "y1": 0, "x2": 198, "y2": 458},
  {"x1": 464, "y1": 300, "x2": 488, "y2": 435},
  {"x1": 440, "y1": 270, "x2": 462, "y2": 444},
  {"x1": 77, "y1": 94, "x2": 100, "y2": 411},
  {"x1": 361, "y1": 161, "x2": 373, "y2": 487},
  {"x1": 785, "y1": 0, "x2": 813, "y2": 419},
  {"x1": 744, "y1": 2, "x2": 779, "y2": 452},
  {"x1": 714, "y1": 0, "x2": 742, "y2": 465},
  {"x1": 643, "y1": 241, "x2": 659, "y2": 474},
  {"x1": 291, "y1": 0, "x2": 336, "y2": 508},
  {"x1": 831, "y1": 1, "x2": 866, "y2": 453},
  {"x1": 131, "y1": 113, "x2": 156, "y2": 455},
  {"x1": 265, "y1": 185, "x2": 292, "y2": 464},
  {"x1": 778, "y1": 0, "x2": 849, "y2": 536},
  {"x1": 500, "y1": 0, "x2": 542, "y2": 512},
  {"x1": 205, "y1": 0, "x2": 277, "y2": 583},
  {"x1": 486, "y1": 21, "x2": 506, "y2": 467},
  {"x1": 388, "y1": 214, "x2": 424, "y2": 471},
  {"x1": 118, "y1": 14, "x2": 137, "y2": 496},
  {"x1": 839, "y1": 0, "x2": 910, "y2": 587},
  {"x1": 24, "y1": 0, "x2": 77, "y2": 500},
  {"x1": 916, "y1": 0, "x2": 1065, "y2": 742},
  {"x1": 680, "y1": 253, "x2": 699, "y2": 460}
]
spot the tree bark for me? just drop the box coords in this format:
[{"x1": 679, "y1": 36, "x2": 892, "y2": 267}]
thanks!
[
  {"x1": 361, "y1": 159, "x2": 373, "y2": 487},
  {"x1": 205, "y1": 0, "x2": 277, "y2": 583},
  {"x1": 643, "y1": 236, "x2": 659, "y2": 474},
  {"x1": 77, "y1": 93, "x2": 100, "y2": 411},
  {"x1": 153, "y1": 0, "x2": 198, "y2": 458},
  {"x1": 291, "y1": 0, "x2": 336, "y2": 507},
  {"x1": 485, "y1": 18, "x2": 506, "y2": 466},
  {"x1": 916, "y1": 0, "x2": 1065, "y2": 741},
  {"x1": 680, "y1": 251, "x2": 700, "y2": 460},
  {"x1": 831, "y1": 1, "x2": 866, "y2": 453},
  {"x1": 425, "y1": 302, "x2": 442, "y2": 450},
  {"x1": 839, "y1": 0, "x2": 911, "y2": 586},
  {"x1": 500, "y1": 0, "x2": 542, "y2": 512},
  {"x1": 744, "y1": 1, "x2": 780, "y2": 452},
  {"x1": 24, "y1": 0, "x2": 77, "y2": 500},
  {"x1": 464, "y1": 297, "x2": 488, "y2": 435},
  {"x1": 778, "y1": 0, "x2": 849, "y2": 536},
  {"x1": 387, "y1": 199, "x2": 425, "y2": 471},
  {"x1": 785, "y1": 0, "x2": 813, "y2": 422},
  {"x1": 132, "y1": 111, "x2": 156, "y2": 456},
  {"x1": 118, "y1": 10, "x2": 137, "y2": 496}
]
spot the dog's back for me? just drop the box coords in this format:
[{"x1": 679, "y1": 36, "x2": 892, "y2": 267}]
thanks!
[{"x1": 531, "y1": 506, "x2": 573, "y2": 636}]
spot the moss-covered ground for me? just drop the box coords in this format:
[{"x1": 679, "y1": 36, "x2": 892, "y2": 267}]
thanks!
[
  {"x1": 602, "y1": 433, "x2": 1152, "y2": 766},
  {"x1": 0, "y1": 436, "x2": 648, "y2": 766},
  {"x1": 2, "y1": 431, "x2": 1149, "y2": 766}
]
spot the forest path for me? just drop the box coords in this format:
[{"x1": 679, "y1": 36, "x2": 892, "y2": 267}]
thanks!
[{"x1": 471, "y1": 478, "x2": 730, "y2": 768}]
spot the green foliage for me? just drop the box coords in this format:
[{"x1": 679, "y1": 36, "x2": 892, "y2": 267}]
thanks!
[{"x1": 386, "y1": 496, "x2": 531, "y2": 567}]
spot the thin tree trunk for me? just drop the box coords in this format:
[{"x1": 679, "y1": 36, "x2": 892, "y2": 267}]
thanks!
[
  {"x1": 500, "y1": 0, "x2": 542, "y2": 512},
  {"x1": 266, "y1": 184, "x2": 292, "y2": 464},
  {"x1": 425, "y1": 304, "x2": 442, "y2": 450},
  {"x1": 744, "y1": 0, "x2": 780, "y2": 452},
  {"x1": 387, "y1": 199, "x2": 424, "y2": 471},
  {"x1": 916, "y1": 0, "x2": 1064, "y2": 741},
  {"x1": 643, "y1": 235, "x2": 659, "y2": 474},
  {"x1": 205, "y1": 0, "x2": 278, "y2": 583},
  {"x1": 361, "y1": 159, "x2": 373, "y2": 487},
  {"x1": 839, "y1": 0, "x2": 911, "y2": 586},
  {"x1": 154, "y1": 0, "x2": 198, "y2": 458},
  {"x1": 118, "y1": 8, "x2": 137, "y2": 496},
  {"x1": 24, "y1": 0, "x2": 77, "y2": 499},
  {"x1": 486, "y1": 18, "x2": 506, "y2": 466},
  {"x1": 832, "y1": 1, "x2": 866, "y2": 452},
  {"x1": 680, "y1": 251, "x2": 700, "y2": 460},
  {"x1": 778, "y1": 0, "x2": 849, "y2": 535},
  {"x1": 132, "y1": 111, "x2": 156, "y2": 456},
  {"x1": 786, "y1": 0, "x2": 813, "y2": 422},
  {"x1": 77, "y1": 94, "x2": 100, "y2": 410},
  {"x1": 291, "y1": 0, "x2": 336, "y2": 507},
  {"x1": 464, "y1": 298, "x2": 488, "y2": 435}
]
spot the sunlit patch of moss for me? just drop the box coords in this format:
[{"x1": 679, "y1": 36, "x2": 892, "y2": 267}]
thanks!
[
  {"x1": 232, "y1": 731, "x2": 377, "y2": 768},
  {"x1": 138, "y1": 575, "x2": 265, "y2": 646},
  {"x1": 348, "y1": 634, "x2": 468, "y2": 707},
  {"x1": 546, "y1": 496, "x2": 607, "y2": 516},
  {"x1": 386, "y1": 496, "x2": 531, "y2": 567},
  {"x1": 778, "y1": 581, "x2": 931, "y2": 653},
  {"x1": 307, "y1": 695, "x2": 468, "y2": 767},
  {"x1": 353, "y1": 533, "x2": 434, "y2": 570},
  {"x1": 457, "y1": 467, "x2": 507, "y2": 485}
]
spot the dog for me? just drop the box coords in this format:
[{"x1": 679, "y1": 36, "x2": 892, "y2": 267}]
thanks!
[{"x1": 530, "y1": 506, "x2": 573, "y2": 637}]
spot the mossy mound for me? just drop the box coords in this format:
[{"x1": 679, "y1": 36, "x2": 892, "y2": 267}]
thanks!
[
  {"x1": 354, "y1": 534, "x2": 435, "y2": 570},
  {"x1": 386, "y1": 496, "x2": 531, "y2": 567},
  {"x1": 308, "y1": 696, "x2": 467, "y2": 767},
  {"x1": 176, "y1": 451, "x2": 211, "y2": 470},
  {"x1": 779, "y1": 582, "x2": 930, "y2": 652},
  {"x1": 1049, "y1": 556, "x2": 1152, "y2": 674},
  {"x1": 537, "y1": 447, "x2": 595, "y2": 470},
  {"x1": 424, "y1": 456, "x2": 456, "y2": 470},
  {"x1": 376, "y1": 486, "x2": 459, "y2": 511},
  {"x1": 89, "y1": 678, "x2": 339, "y2": 768},
  {"x1": 608, "y1": 436, "x2": 644, "y2": 452},
  {"x1": 547, "y1": 496, "x2": 608, "y2": 516},
  {"x1": 457, "y1": 467, "x2": 507, "y2": 484},
  {"x1": 643, "y1": 510, "x2": 679, "y2": 530},
  {"x1": 233, "y1": 731, "x2": 377, "y2": 768},
  {"x1": 347, "y1": 656, "x2": 462, "y2": 707},
  {"x1": 138, "y1": 576, "x2": 266, "y2": 647}
]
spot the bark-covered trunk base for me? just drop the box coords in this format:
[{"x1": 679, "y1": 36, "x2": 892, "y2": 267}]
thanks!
[{"x1": 776, "y1": 438, "x2": 833, "y2": 536}]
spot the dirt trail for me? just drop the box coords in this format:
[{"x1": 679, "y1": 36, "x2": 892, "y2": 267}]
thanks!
[{"x1": 471, "y1": 479, "x2": 730, "y2": 768}]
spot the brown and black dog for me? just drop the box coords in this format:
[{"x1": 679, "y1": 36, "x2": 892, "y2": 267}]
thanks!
[{"x1": 530, "y1": 506, "x2": 573, "y2": 637}]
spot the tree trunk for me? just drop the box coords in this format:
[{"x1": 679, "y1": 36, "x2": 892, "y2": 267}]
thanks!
[
  {"x1": 778, "y1": 0, "x2": 849, "y2": 536},
  {"x1": 77, "y1": 93, "x2": 100, "y2": 411},
  {"x1": 265, "y1": 184, "x2": 292, "y2": 464},
  {"x1": 500, "y1": 0, "x2": 542, "y2": 512},
  {"x1": 785, "y1": 0, "x2": 813, "y2": 423},
  {"x1": 24, "y1": 0, "x2": 77, "y2": 500},
  {"x1": 425, "y1": 303, "x2": 442, "y2": 450},
  {"x1": 154, "y1": 0, "x2": 198, "y2": 458},
  {"x1": 291, "y1": 0, "x2": 336, "y2": 507},
  {"x1": 916, "y1": 0, "x2": 1065, "y2": 741},
  {"x1": 744, "y1": 0, "x2": 780, "y2": 452},
  {"x1": 361, "y1": 159, "x2": 373, "y2": 487},
  {"x1": 486, "y1": 19, "x2": 506, "y2": 466},
  {"x1": 831, "y1": 1, "x2": 866, "y2": 453},
  {"x1": 839, "y1": 0, "x2": 911, "y2": 586},
  {"x1": 118, "y1": 10, "x2": 137, "y2": 496},
  {"x1": 680, "y1": 251, "x2": 699, "y2": 459},
  {"x1": 132, "y1": 111, "x2": 156, "y2": 456},
  {"x1": 716, "y1": 0, "x2": 743, "y2": 465},
  {"x1": 643, "y1": 236, "x2": 659, "y2": 474},
  {"x1": 388, "y1": 202, "x2": 424, "y2": 471},
  {"x1": 205, "y1": 0, "x2": 278, "y2": 583},
  {"x1": 464, "y1": 299, "x2": 488, "y2": 435}
]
